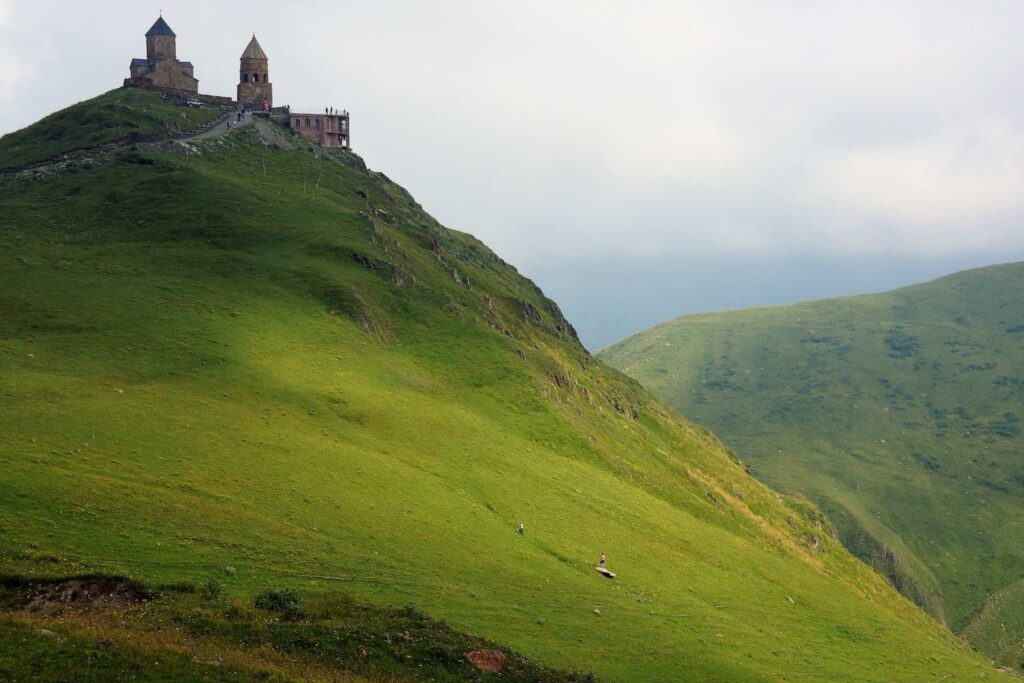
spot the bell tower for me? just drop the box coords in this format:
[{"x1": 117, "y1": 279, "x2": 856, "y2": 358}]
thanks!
[{"x1": 237, "y1": 35, "x2": 272, "y2": 110}]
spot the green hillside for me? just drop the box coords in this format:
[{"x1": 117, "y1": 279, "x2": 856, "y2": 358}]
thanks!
[
  {"x1": 0, "y1": 88, "x2": 1012, "y2": 681},
  {"x1": 0, "y1": 575, "x2": 587, "y2": 682},
  {"x1": 600, "y1": 263, "x2": 1024, "y2": 668},
  {"x1": 0, "y1": 88, "x2": 224, "y2": 169}
]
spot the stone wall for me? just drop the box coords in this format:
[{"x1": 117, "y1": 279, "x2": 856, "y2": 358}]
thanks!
[
  {"x1": 195, "y1": 93, "x2": 234, "y2": 106},
  {"x1": 147, "y1": 35, "x2": 176, "y2": 61},
  {"x1": 125, "y1": 60, "x2": 198, "y2": 94},
  {"x1": 122, "y1": 78, "x2": 224, "y2": 103},
  {"x1": 149, "y1": 60, "x2": 198, "y2": 93},
  {"x1": 238, "y1": 82, "x2": 273, "y2": 110}
]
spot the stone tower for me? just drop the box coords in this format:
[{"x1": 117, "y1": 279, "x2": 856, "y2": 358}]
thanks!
[
  {"x1": 237, "y1": 35, "x2": 272, "y2": 110},
  {"x1": 126, "y1": 15, "x2": 198, "y2": 94},
  {"x1": 146, "y1": 15, "x2": 176, "y2": 60}
]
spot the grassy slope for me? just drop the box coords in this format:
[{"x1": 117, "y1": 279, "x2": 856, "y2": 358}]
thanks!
[
  {"x1": 0, "y1": 89, "x2": 1010, "y2": 681},
  {"x1": 600, "y1": 264, "x2": 1024, "y2": 661},
  {"x1": 0, "y1": 576, "x2": 584, "y2": 682},
  {"x1": 0, "y1": 618, "x2": 277, "y2": 683},
  {"x1": 0, "y1": 88, "x2": 223, "y2": 168},
  {"x1": 962, "y1": 578, "x2": 1024, "y2": 671}
]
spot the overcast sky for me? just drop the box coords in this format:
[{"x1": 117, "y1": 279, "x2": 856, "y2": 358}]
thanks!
[{"x1": 4, "y1": 1, "x2": 1024, "y2": 347}]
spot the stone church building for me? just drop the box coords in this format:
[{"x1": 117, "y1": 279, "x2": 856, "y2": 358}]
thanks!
[
  {"x1": 125, "y1": 16, "x2": 199, "y2": 94},
  {"x1": 124, "y1": 16, "x2": 350, "y2": 149}
]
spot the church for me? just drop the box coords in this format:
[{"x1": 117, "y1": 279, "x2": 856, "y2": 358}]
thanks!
[
  {"x1": 124, "y1": 15, "x2": 349, "y2": 149},
  {"x1": 125, "y1": 15, "x2": 199, "y2": 93}
]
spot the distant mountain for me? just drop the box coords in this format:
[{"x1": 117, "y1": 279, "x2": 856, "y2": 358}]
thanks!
[
  {"x1": 600, "y1": 262, "x2": 1024, "y2": 669},
  {"x1": 0, "y1": 89, "x2": 1011, "y2": 681}
]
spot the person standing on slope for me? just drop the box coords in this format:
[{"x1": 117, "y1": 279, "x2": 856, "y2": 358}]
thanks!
[
  {"x1": 518, "y1": 521, "x2": 525, "y2": 536},
  {"x1": 599, "y1": 552, "x2": 606, "y2": 566}
]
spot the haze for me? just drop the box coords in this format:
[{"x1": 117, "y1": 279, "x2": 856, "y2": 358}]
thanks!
[{"x1": 4, "y1": 0, "x2": 1023, "y2": 347}]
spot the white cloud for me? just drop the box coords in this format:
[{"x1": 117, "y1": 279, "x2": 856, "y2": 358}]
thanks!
[
  {"x1": 805, "y1": 119, "x2": 1024, "y2": 254},
  {"x1": 825, "y1": 121, "x2": 1024, "y2": 219},
  {"x1": 0, "y1": 0, "x2": 33, "y2": 104},
  {"x1": 4, "y1": 1, "x2": 1024, "y2": 268}
]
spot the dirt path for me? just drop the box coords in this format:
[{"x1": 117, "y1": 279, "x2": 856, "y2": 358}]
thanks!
[{"x1": 177, "y1": 110, "x2": 254, "y2": 143}]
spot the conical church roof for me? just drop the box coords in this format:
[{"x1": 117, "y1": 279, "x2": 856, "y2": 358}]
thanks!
[
  {"x1": 241, "y1": 35, "x2": 268, "y2": 60},
  {"x1": 146, "y1": 16, "x2": 176, "y2": 37}
]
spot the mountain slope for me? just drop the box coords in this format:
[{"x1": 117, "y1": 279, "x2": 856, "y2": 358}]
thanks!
[
  {"x1": 0, "y1": 88, "x2": 224, "y2": 169},
  {"x1": 0, "y1": 89, "x2": 1011, "y2": 681},
  {"x1": 600, "y1": 263, "x2": 1024, "y2": 666}
]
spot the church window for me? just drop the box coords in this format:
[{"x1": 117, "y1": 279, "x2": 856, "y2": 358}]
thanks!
[
  {"x1": 315, "y1": 119, "x2": 320, "y2": 129},
  {"x1": 243, "y1": 73, "x2": 249, "y2": 82},
  {"x1": 304, "y1": 118, "x2": 311, "y2": 128},
  {"x1": 253, "y1": 73, "x2": 259, "y2": 83}
]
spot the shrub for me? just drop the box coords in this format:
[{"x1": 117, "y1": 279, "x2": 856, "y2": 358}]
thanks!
[
  {"x1": 201, "y1": 579, "x2": 224, "y2": 600},
  {"x1": 885, "y1": 328, "x2": 921, "y2": 358},
  {"x1": 254, "y1": 588, "x2": 306, "y2": 621}
]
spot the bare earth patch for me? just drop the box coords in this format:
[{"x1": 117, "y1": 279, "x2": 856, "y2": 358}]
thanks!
[
  {"x1": 465, "y1": 648, "x2": 506, "y2": 672},
  {"x1": 22, "y1": 577, "x2": 148, "y2": 613}
]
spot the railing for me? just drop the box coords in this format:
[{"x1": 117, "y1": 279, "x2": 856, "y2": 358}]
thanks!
[{"x1": 287, "y1": 108, "x2": 350, "y2": 117}]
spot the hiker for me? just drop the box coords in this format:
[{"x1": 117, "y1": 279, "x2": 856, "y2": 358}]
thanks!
[
  {"x1": 599, "y1": 553, "x2": 606, "y2": 566},
  {"x1": 518, "y1": 521, "x2": 524, "y2": 536}
]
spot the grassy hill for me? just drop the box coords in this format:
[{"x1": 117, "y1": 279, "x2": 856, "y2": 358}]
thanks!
[
  {"x1": 0, "y1": 88, "x2": 225, "y2": 169},
  {"x1": 600, "y1": 263, "x2": 1024, "y2": 669},
  {"x1": 0, "y1": 88, "x2": 1013, "y2": 681}
]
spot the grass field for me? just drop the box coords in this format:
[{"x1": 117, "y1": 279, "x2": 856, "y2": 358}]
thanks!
[
  {"x1": 0, "y1": 88, "x2": 1014, "y2": 681},
  {"x1": 600, "y1": 263, "x2": 1024, "y2": 669}
]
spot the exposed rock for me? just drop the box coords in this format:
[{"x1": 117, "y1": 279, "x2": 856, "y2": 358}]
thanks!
[
  {"x1": 350, "y1": 251, "x2": 381, "y2": 271},
  {"x1": 516, "y1": 299, "x2": 544, "y2": 325},
  {"x1": 251, "y1": 120, "x2": 295, "y2": 150},
  {"x1": 392, "y1": 266, "x2": 414, "y2": 288}
]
